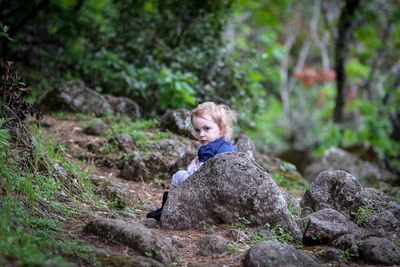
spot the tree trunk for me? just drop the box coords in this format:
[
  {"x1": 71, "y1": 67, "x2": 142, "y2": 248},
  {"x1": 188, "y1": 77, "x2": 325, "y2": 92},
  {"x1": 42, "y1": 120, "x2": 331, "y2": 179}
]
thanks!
[{"x1": 333, "y1": 0, "x2": 360, "y2": 123}]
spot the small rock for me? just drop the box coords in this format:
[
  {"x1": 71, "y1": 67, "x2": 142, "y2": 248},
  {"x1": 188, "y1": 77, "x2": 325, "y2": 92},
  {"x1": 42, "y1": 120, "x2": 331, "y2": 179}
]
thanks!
[
  {"x1": 197, "y1": 234, "x2": 228, "y2": 256},
  {"x1": 84, "y1": 122, "x2": 109, "y2": 136},
  {"x1": 144, "y1": 218, "x2": 160, "y2": 229},
  {"x1": 315, "y1": 247, "x2": 343, "y2": 262}
]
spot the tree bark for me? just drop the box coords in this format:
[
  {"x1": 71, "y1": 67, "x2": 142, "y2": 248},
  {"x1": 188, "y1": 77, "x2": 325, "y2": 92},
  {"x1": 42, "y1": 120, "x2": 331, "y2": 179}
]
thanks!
[{"x1": 333, "y1": 0, "x2": 360, "y2": 123}]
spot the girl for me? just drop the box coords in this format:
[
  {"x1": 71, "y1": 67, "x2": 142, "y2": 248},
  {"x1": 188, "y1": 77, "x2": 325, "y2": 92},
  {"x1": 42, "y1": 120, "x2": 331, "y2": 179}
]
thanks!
[
  {"x1": 171, "y1": 102, "x2": 237, "y2": 188},
  {"x1": 147, "y1": 102, "x2": 237, "y2": 221}
]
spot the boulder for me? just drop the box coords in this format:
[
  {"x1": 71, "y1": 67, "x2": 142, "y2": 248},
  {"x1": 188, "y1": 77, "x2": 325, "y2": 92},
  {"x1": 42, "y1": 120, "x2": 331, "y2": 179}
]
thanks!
[
  {"x1": 243, "y1": 240, "x2": 319, "y2": 267},
  {"x1": 300, "y1": 170, "x2": 364, "y2": 217},
  {"x1": 160, "y1": 109, "x2": 194, "y2": 139},
  {"x1": 357, "y1": 188, "x2": 399, "y2": 240},
  {"x1": 161, "y1": 153, "x2": 302, "y2": 240},
  {"x1": 304, "y1": 147, "x2": 397, "y2": 186},
  {"x1": 361, "y1": 209, "x2": 399, "y2": 239},
  {"x1": 104, "y1": 94, "x2": 140, "y2": 120},
  {"x1": 301, "y1": 208, "x2": 358, "y2": 245},
  {"x1": 359, "y1": 237, "x2": 400, "y2": 265},
  {"x1": 84, "y1": 218, "x2": 176, "y2": 264},
  {"x1": 36, "y1": 81, "x2": 111, "y2": 116}
]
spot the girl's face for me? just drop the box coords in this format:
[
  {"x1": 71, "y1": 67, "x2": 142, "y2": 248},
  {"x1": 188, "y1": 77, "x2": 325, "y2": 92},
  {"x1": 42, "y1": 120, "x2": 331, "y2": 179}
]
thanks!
[{"x1": 192, "y1": 115, "x2": 223, "y2": 145}]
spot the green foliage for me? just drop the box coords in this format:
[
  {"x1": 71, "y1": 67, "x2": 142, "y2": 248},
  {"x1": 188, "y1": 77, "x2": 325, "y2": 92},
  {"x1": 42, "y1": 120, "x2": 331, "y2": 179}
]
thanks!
[
  {"x1": 239, "y1": 216, "x2": 252, "y2": 226},
  {"x1": 345, "y1": 58, "x2": 370, "y2": 83},
  {"x1": 339, "y1": 249, "x2": 359, "y2": 261},
  {"x1": 157, "y1": 67, "x2": 197, "y2": 109},
  {"x1": 0, "y1": 121, "x2": 104, "y2": 265},
  {"x1": 102, "y1": 117, "x2": 169, "y2": 152},
  {"x1": 0, "y1": 119, "x2": 10, "y2": 157},
  {"x1": 153, "y1": 175, "x2": 164, "y2": 187},
  {"x1": 271, "y1": 226, "x2": 293, "y2": 244},
  {"x1": 271, "y1": 173, "x2": 308, "y2": 192},
  {"x1": 250, "y1": 232, "x2": 267, "y2": 245},
  {"x1": 226, "y1": 243, "x2": 241, "y2": 254},
  {"x1": 201, "y1": 223, "x2": 216, "y2": 231},
  {"x1": 352, "y1": 205, "x2": 374, "y2": 225}
]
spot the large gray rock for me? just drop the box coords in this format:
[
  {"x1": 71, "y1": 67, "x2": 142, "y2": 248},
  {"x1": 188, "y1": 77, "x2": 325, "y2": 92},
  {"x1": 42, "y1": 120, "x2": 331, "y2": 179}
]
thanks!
[
  {"x1": 304, "y1": 147, "x2": 397, "y2": 186},
  {"x1": 104, "y1": 94, "x2": 140, "y2": 120},
  {"x1": 359, "y1": 237, "x2": 400, "y2": 265},
  {"x1": 160, "y1": 109, "x2": 194, "y2": 139},
  {"x1": 84, "y1": 218, "x2": 176, "y2": 264},
  {"x1": 357, "y1": 188, "x2": 399, "y2": 240},
  {"x1": 301, "y1": 208, "x2": 358, "y2": 245},
  {"x1": 243, "y1": 240, "x2": 319, "y2": 267},
  {"x1": 161, "y1": 153, "x2": 302, "y2": 240},
  {"x1": 362, "y1": 209, "x2": 399, "y2": 239},
  {"x1": 300, "y1": 170, "x2": 364, "y2": 217},
  {"x1": 36, "y1": 81, "x2": 111, "y2": 116}
]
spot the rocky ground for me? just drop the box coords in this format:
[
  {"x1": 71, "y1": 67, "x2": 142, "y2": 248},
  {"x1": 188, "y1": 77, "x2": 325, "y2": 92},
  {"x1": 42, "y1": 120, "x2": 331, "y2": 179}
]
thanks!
[
  {"x1": 33, "y1": 113, "x2": 400, "y2": 267},
  {"x1": 28, "y1": 81, "x2": 399, "y2": 267}
]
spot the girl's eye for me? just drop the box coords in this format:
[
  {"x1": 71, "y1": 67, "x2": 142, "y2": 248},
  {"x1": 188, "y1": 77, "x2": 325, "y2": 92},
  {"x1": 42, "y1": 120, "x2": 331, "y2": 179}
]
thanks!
[
  {"x1": 204, "y1": 127, "x2": 210, "y2": 131},
  {"x1": 195, "y1": 129, "x2": 200, "y2": 133}
]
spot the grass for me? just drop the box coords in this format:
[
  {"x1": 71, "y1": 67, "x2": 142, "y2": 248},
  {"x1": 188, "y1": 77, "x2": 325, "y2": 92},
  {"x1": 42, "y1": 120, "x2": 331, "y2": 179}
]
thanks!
[
  {"x1": 271, "y1": 226, "x2": 293, "y2": 244},
  {"x1": 226, "y1": 243, "x2": 241, "y2": 254},
  {"x1": 271, "y1": 173, "x2": 308, "y2": 192},
  {"x1": 250, "y1": 232, "x2": 267, "y2": 245},
  {"x1": 0, "y1": 121, "x2": 105, "y2": 266},
  {"x1": 69, "y1": 111, "x2": 171, "y2": 154},
  {"x1": 339, "y1": 249, "x2": 359, "y2": 261},
  {"x1": 352, "y1": 205, "x2": 374, "y2": 225},
  {"x1": 102, "y1": 117, "x2": 169, "y2": 152}
]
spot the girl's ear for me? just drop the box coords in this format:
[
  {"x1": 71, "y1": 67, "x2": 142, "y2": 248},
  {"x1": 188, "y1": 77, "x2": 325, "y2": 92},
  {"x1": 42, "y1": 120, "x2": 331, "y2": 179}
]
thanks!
[{"x1": 219, "y1": 128, "x2": 224, "y2": 137}]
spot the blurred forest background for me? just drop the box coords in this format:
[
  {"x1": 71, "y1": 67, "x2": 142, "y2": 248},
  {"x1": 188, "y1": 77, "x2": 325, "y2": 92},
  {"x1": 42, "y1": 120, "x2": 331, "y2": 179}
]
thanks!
[{"x1": 1, "y1": 0, "x2": 400, "y2": 174}]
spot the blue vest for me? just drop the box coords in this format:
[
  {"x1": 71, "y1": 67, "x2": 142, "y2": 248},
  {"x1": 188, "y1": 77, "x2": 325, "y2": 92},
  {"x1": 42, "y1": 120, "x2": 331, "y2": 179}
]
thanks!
[{"x1": 198, "y1": 138, "x2": 236, "y2": 162}]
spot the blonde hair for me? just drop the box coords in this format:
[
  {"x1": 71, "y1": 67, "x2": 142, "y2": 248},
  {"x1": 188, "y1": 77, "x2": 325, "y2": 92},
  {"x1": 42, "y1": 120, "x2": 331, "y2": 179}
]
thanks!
[{"x1": 190, "y1": 102, "x2": 237, "y2": 140}]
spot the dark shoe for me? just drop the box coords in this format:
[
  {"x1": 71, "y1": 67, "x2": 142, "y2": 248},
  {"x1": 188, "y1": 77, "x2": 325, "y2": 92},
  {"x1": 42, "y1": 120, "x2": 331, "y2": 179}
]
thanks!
[
  {"x1": 146, "y1": 207, "x2": 162, "y2": 221},
  {"x1": 146, "y1": 191, "x2": 169, "y2": 222}
]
